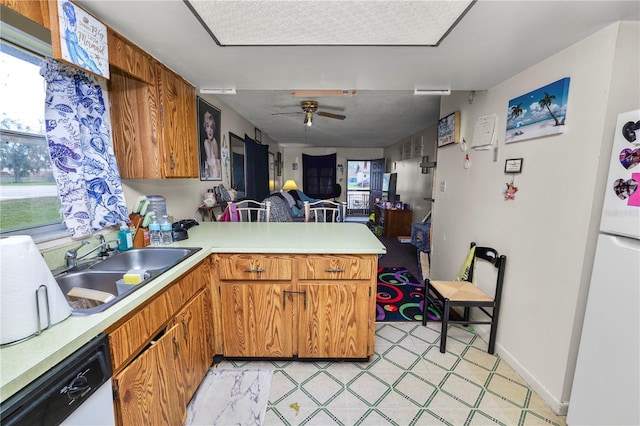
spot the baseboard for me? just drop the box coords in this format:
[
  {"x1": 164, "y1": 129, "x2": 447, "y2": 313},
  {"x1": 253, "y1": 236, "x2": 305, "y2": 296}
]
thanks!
[{"x1": 473, "y1": 326, "x2": 569, "y2": 416}]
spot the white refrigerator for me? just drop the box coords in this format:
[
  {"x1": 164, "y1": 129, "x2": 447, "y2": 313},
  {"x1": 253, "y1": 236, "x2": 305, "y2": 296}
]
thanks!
[{"x1": 567, "y1": 109, "x2": 640, "y2": 425}]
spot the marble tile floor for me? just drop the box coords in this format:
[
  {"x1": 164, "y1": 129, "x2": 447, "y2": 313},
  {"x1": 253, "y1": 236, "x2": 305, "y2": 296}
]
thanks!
[{"x1": 216, "y1": 322, "x2": 567, "y2": 426}]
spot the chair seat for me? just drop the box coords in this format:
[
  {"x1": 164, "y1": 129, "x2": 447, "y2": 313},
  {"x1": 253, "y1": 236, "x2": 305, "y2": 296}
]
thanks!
[{"x1": 430, "y1": 280, "x2": 493, "y2": 302}]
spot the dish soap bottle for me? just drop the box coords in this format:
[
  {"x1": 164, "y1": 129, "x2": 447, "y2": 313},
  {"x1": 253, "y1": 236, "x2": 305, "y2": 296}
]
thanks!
[
  {"x1": 160, "y1": 215, "x2": 173, "y2": 245},
  {"x1": 149, "y1": 214, "x2": 162, "y2": 247},
  {"x1": 118, "y1": 223, "x2": 133, "y2": 251}
]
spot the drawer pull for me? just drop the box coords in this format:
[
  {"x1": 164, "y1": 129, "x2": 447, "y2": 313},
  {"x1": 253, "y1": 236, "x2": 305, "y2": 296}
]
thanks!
[
  {"x1": 325, "y1": 268, "x2": 345, "y2": 273},
  {"x1": 244, "y1": 268, "x2": 265, "y2": 273},
  {"x1": 283, "y1": 290, "x2": 306, "y2": 308},
  {"x1": 172, "y1": 336, "x2": 180, "y2": 358},
  {"x1": 181, "y1": 319, "x2": 189, "y2": 339}
]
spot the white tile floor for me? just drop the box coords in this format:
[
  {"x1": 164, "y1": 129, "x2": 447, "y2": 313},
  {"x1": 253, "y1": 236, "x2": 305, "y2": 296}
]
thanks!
[{"x1": 216, "y1": 322, "x2": 567, "y2": 426}]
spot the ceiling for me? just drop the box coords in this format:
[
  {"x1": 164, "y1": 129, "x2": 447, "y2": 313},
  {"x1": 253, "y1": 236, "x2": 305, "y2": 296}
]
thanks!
[{"x1": 76, "y1": 1, "x2": 639, "y2": 149}]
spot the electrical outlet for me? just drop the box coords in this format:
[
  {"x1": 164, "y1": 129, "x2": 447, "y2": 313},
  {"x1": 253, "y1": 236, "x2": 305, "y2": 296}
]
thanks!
[{"x1": 440, "y1": 181, "x2": 446, "y2": 192}]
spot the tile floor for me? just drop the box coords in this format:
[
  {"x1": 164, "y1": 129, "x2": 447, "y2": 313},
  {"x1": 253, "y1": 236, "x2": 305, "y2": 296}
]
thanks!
[{"x1": 216, "y1": 322, "x2": 567, "y2": 426}]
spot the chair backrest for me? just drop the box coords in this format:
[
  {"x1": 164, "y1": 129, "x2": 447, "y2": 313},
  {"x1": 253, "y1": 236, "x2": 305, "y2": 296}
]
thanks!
[
  {"x1": 304, "y1": 200, "x2": 347, "y2": 222},
  {"x1": 235, "y1": 200, "x2": 271, "y2": 222},
  {"x1": 467, "y1": 242, "x2": 507, "y2": 300}
]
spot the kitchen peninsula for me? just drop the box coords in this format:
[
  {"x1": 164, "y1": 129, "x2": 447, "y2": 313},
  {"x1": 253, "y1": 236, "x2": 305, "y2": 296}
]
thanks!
[{"x1": 0, "y1": 222, "x2": 386, "y2": 405}]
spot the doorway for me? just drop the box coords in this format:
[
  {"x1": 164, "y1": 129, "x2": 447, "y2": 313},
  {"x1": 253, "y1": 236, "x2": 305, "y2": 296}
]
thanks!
[{"x1": 346, "y1": 158, "x2": 384, "y2": 217}]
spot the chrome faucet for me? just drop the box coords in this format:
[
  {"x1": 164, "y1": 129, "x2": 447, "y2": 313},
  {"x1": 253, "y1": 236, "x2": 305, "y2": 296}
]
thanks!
[{"x1": 64, "y1": 237, "x2": 120, "y2": 268}]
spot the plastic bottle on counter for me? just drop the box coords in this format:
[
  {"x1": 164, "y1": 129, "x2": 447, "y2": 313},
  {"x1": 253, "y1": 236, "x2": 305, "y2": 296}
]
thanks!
[
  {"x1": 118, "y1": 223, "x2": 133, "y2": 251},
  {"x1": 160, "y1": 215, "x2": 173, "y2": 245},
  {"x1": 149, "y1": 214, "x2": 162, "y2": 247}
]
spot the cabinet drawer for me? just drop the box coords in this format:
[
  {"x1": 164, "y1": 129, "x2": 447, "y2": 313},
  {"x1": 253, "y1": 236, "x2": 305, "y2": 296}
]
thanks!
[
  {"x1": 298, "y1": 256, "x2": 373, "y2": 280},
  {"x1": 109, "y1": 290, "x2": 172, "y2": 372},
  {"x1": 109, "y1": 261, "x2": 207, "y2": 372},
  {"x1": 218, "y1": 256, "x2": 291, "y2": 280}
]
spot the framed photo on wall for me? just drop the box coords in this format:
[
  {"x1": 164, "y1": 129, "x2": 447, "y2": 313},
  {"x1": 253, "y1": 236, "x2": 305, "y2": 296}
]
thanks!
[
  {"x1": 438, "y1": 111, "x2": 460, "y2": 147},
  {"x1": 197, "y1": 97, "x2": 222, "y2": 181}
]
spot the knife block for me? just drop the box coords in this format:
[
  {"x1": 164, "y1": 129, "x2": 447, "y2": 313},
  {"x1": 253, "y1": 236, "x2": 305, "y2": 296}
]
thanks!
[{"x1": 133, "y1": 227, "x2": 150, "y2": 247}]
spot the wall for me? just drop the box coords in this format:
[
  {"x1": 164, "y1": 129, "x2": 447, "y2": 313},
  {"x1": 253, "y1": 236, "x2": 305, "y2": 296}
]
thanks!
[
  {"x1": 281, "y1": 146, "x2": 384, "y2": 201},
  {"x1": 431, "y1": 22, "x2": 638, "y2": 414},
  {"x1": 121, "y1": 94, "x2": 280, "y2": 221},
  {"x1": 383, "y1": 126, "x2": 438, "y2": 223}
]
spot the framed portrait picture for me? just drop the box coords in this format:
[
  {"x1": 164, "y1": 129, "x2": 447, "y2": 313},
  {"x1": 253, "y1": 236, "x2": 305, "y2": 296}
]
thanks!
[
  {"x1": 438, "y1": 111, "x2": 460, "y2": 147},
  {"x1": 197, "y1": 97, "x2": 222, "y2": 181}
]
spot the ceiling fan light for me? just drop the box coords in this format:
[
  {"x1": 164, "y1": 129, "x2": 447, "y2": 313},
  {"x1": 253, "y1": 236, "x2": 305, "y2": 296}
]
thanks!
[{"x1": 304, "y1": 112, "x2": 313, "y2": 126}]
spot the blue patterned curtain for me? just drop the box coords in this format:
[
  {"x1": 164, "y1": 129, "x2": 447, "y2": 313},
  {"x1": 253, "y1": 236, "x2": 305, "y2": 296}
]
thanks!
[{"x1": 40, "y1": 58, "x2": 128, "y2": 237}]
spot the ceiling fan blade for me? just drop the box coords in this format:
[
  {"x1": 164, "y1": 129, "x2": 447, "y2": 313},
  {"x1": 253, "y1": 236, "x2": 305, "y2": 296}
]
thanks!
[
  {"x1": 271, "y1": 111, "x2": 302, "y2": 116},
  {"x1": 317, "y1": 111, "x2": 346, "y2": 120}
]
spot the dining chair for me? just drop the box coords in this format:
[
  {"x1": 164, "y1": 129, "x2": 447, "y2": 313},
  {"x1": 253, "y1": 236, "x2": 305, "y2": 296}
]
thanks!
[
  {"x1": 303, "y1": 200, "x2": 347, "y2": 222},
  {"x1": 234, "y1": 200, "x2": 271, "y2": 222},
  {"x1": 422, "y1": 242, "x2": 507, "y2": 354}
]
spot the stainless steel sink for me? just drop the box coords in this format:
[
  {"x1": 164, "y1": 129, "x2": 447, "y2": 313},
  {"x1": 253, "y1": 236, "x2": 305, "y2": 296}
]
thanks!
[
  {"x1": 90, "y1": 247, "x2": 199, "y2": 273},
  {"x1": 55, "y1": 247, "x2": 201, "y2": 315}
]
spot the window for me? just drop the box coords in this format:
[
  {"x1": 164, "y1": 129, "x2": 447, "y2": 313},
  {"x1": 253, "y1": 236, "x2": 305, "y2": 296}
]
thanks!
[{"x1": 0, "y1": 37, "x2": 64, "y2": 236}]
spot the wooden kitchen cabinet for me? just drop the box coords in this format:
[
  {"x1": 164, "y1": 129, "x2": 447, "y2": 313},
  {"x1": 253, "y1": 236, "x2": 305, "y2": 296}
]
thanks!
[
  {"x1": 218, "y1": 255, "x2": 294, "y2": 357},
  {"x1": 108, "y1": 259, "x2": 214, "y2": 426},
  {"x1": 215, "y1": 253, "x2": 376, "y2": 360},
  {"x1": 114, "y1": 324, "x2": 184, "y2": 426},
  {"x1": 297, "y1": 255, "x2": 375, "y2": 358},
  {"x1": 0, "y1": 0, "x2": 50, "y2": 29},
  {"x1": 108, "y1": 33, "x2": 197, "y2": 178}
]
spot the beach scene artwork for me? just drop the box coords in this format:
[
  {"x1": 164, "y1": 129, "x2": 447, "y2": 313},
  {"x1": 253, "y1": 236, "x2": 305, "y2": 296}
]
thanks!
[{"x1": 506, "y1": 77, "x2": 570, "y2": 143}]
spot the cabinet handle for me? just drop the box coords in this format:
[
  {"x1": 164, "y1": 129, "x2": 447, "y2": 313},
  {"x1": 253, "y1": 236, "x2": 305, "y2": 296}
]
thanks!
[
  {"x1": 325, "y1": 268, "x2": 344, "y2": 273},
  {"x1": 283, "y1": 290, "x2": 306, "y2": 308},
  {"x1": 172, "y1": 336, "x2": 180, "y2": 358},
  {"x1": 170, "y1": 152, "x2": 175, "y2": 171},
  {"x1": 244, "y1": 268, "x2": 265, "y2": 273},
  {"x1": 181, "y1": 319, "x2": 188, "y2": 340}
]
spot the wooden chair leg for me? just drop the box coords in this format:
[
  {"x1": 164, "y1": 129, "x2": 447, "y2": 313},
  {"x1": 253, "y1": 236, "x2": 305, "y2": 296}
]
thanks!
[{"x1": 440, "y1": 299, "x2": 450, "y2": 353}]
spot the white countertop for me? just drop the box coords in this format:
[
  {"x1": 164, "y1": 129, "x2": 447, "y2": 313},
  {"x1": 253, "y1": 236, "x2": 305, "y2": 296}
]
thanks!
[{"x1": 0, "y1": 222, "x2": 385, "y2": 402}]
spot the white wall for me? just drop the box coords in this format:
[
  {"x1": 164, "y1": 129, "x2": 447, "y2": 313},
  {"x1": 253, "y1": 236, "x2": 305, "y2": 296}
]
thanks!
[
  {"x1": 431, "y1": 22, "x2": 638, "y2": 415},
  {"x1": 383, "y1": 125, "x2": 438, "y2": 223},
  {"x1": 121, "y1": 94, "x2": 280, "y2": 221}
]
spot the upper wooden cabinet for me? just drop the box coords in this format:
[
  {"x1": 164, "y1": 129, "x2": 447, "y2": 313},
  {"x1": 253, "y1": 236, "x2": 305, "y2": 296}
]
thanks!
[
  {"x1": 107, "y1": 30, "x2": 197, "y2": 179},
  {"x1": 107, "y1": 30, "x2": 154, "y2": 84},
  {"x1": 0, "y1": 1, "x2": 50, "y2": 29},
  {"x1": 156, "y1": 63, "x2": 198, "y2": 178}
]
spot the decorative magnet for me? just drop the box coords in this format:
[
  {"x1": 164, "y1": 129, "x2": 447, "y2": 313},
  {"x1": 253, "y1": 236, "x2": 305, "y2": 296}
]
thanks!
[
  {"x1": 504, "y1": 183, "x2": 518, "y2": 200},
  {"x1": 463, "y1": 154, "x2": 471, "y2": 169}
]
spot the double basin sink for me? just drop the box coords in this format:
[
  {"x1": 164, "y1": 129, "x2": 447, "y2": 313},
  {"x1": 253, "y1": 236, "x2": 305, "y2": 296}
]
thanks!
[{"x1": 54, "y1": 247, "x2": 201, "y2": 315}]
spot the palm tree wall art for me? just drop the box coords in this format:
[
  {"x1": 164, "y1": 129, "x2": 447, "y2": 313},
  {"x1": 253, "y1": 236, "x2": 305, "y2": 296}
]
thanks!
[{"x1": 505, "y1": 77, "x2": 570, "y2": 143}]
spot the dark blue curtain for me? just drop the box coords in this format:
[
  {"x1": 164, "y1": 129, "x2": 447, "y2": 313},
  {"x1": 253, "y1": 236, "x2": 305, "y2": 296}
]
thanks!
[
  {"x1": 244, "y1": 135, "x2": 269, "y2": 201},
  {"x1": 302, "y1": 153, "x2": 337, "y2": 199}
]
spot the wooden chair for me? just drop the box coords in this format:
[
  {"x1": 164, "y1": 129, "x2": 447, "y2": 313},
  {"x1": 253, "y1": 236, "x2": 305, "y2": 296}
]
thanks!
[
  {"x1": 235, "y1": 200, "x2": 271, "y2": 222},
  {"x1": 304, "y1": 200, "x2": 347, "y2": 222},
  {"x1": 422, "y1": 242, "x2": 507, "y2": 354}
]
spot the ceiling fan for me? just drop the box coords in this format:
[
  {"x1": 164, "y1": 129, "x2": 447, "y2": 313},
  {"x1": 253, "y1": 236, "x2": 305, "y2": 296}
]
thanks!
[{"x1": 273, "y1": 101, "x2": 346, "y2": 127}]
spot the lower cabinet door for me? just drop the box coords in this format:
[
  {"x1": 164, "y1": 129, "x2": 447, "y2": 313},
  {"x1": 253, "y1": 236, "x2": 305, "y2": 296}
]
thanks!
[
  {"x1": 220, "y1": 282, "x2": 294, "y2": 357},
  {"x1": 114, "y1": 324, "x2": 185, "y2": 426},
  {"x1": 297, "y1": 282, "x2": 372, "y2": 359},
  {"x1": 176, "y1": 289, "x2": 213, "y2": 400}
]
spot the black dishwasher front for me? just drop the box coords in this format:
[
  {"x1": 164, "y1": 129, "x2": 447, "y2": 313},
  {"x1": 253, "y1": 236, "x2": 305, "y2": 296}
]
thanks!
[{"x1": 1, "y1": 333, "x2": 113, "y2": 426}]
